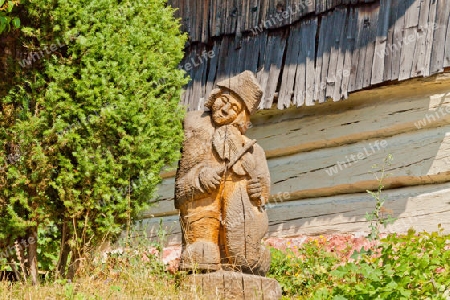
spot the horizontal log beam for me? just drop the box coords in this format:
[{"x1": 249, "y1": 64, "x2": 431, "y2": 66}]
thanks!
[{"x1": 135, "y1": 183, "x2": 450, "y2": 244}]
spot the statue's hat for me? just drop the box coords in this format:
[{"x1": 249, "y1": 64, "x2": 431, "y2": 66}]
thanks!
[{"x1": 205, "y1": 71, "x2": 263, "y2": 115}]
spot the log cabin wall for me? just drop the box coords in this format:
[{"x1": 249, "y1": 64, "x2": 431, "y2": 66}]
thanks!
[{"x1": 135, "y1": 0, "x2": 450, "y2": 244}]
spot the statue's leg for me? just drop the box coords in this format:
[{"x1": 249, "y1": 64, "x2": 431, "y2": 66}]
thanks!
[
  {"x1": 222, "y1": 182, "x2": 271, "y2": 275},
  {"x1": 179, "y1": 196, "x2": 221, "y2": 271}
]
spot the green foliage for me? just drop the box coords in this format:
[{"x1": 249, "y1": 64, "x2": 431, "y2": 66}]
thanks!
[
  {"x1": 37, "y1": 224, "x2": 60, "y2": 271},
  {"x1": 267, "y1": 240, "x2": 340, "y2": 297},
  {"x1": 268, "y1": 229, "x2": 450, "y2": 299},
  {"x1": 0, "y1": 0, "x2": 20, "y2": 34},
  {"x1": 365, "y1": 154, "x2": 396, "y2": 241},
  {"x1": 268, "y1": 156, "x2": 449, "y2": 299},
  {"x1": 1, "y1": 0, "x2": 188, "y2": 279},
  {"x1": 324, "y1": 227, "x2": 450, "y2": 299}
]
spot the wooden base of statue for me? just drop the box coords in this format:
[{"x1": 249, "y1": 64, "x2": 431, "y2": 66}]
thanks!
[{"x1": 182, "y1": 270, "x2": 282, "y2": 300}]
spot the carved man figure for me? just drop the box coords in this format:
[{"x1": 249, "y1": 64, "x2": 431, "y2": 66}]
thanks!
[{"x1": 175, "y1": 71, "x2": 271, "y2": 275}]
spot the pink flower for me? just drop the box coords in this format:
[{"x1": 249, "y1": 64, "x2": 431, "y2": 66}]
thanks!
[{"x1": 148, "y1": 247, "x2": 159, "y2": 256}]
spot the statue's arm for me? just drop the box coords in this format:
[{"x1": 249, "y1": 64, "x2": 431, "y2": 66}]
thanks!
[
  {"x1": 174, "y1": 162, "x2": 207, "y2": 209},
  {"x1": 175, "y1": 114, "x2": 216, "y2": 208}
]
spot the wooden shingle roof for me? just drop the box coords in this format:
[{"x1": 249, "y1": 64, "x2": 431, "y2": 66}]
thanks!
[{"x1": 170, "y1": 0, "x2": 450, "y2": 111}]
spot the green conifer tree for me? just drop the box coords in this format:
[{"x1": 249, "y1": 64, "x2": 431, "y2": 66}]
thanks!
[{"x1": 0, "y1": 0, "x2": 188, "y2": 282}]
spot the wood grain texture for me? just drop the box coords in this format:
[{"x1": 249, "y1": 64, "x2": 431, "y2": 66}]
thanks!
[
  {"x1": 292, "y1": 20, "x2": 307, "y2": 106},
  {"x1": 397, "y1": 0, "x2": 420, "y2": 81},
  {"x1": 389, "y1": 0, "x2": 406, "y2": 81},
  {"x1": 266, "y1": 183, "x2": 450, "y2": 237},
  {"x1": 371, "y1": 0, "x2": 391, "y2": 84},
  {"x1": 182, "y1": 271, "x2": 282, "y2": 300},
  {"x1": 445, "y1": 7, "x2": 450, "y2": 68},
  {"x1": 411, "y1": 0, "x2": 432, "y2": 78},
  {"x1": 155, "y1": 1, "x2": 450, "y2": 245},
  {"x1": 258, "y1": 32, "x2": 286, "y2": 109},
  {"x1": 169, "y1": 0, "x2": 377, "y2": 43},
  {"x1": 362, "y1": 4, "x2": 378, "y2": 88},
  {"x1": 314, "y1": 11, "x2": 330, "y2": 103},
  {"x1": 326, "y1": 8, "x2": 347, "y2": 99},
  {"x1": 177, "y1": 1, "x2": 450, "y2": 111},
  {"x1": 304, "y1": 18, "x2": 318, "y2": 106},
  {"x1": 137, "y1": 183, "x2": 450, "y2": 244},
  {"x1": 429, "y1": 0, "x2": 450, "y2": 74},
  {"x1": 341, "y1": 8, "x2": 358, "y2": 99},
  {"x1": 150, "y1": 78, "x2": 450, "y2": 218},
  {"x1": 278, "y1": 25, "x2": 301, "y2": 109},
  {"x1": 354, "y1": 7, "x2": 369, "y2": 91},
  {"x1": 422, "y1": 0, "x2": 438, "y2": 77},
  {"x1": 176, "y1": 71, "x2": 271, "y2": 275},
  {"x1": 268, "y1": 125, "x2": 450, "y2": 198},
  {"x1": 249, "y1": 77, "x2": 450, "y2": 157},
  {"x1": 316, "y1": 13, "x2": 332, "y2": 103}
]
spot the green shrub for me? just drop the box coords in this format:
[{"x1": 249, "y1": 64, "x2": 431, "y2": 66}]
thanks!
[
  {"x1": 1, "y1": 0, "x2": 188, "y2": 282},
  {"x1": 268, "y1": 228, "x2": 450, "y2": 299},
  {"x1": 323, "y1": 227, "x2": 450, "y2": 299},
  {"x1": 268, "y1": 239, "x2": 340, "y2": 297},
  {"x1": 0, "y1": 0, "x2": 21, "y2": 34}
]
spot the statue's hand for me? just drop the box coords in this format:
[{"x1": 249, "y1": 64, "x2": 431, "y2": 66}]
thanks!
[
  {"x1": 199, "y1": 167, "x2": 223, "y2": 193},
  {"x1": 247, "y1": 178, "x2": 262, "y2": 204}
]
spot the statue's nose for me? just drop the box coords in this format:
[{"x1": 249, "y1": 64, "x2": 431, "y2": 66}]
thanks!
[{"x1": 221, "y1": 102, "x2": 230, "y2": 114}]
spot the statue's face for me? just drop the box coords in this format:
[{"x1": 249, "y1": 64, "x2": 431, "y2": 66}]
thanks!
[{"x1": 211, "y1": 93, "x2": 244, "y2": 126}]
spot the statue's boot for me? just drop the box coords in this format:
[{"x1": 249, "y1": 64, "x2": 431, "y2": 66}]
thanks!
[
  {"x1": 178, "y1": 195, "x2": 222, "y2": 272},
  {"x1": 180, "y1": 241, "x2": 220, "y2": 271}
]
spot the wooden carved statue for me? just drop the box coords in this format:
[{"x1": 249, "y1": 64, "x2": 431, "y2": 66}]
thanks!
[{"x1": 175, "y1": 71, "x2": 271, "y2": 275}]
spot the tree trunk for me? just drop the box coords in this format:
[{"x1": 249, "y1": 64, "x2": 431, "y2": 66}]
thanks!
[
  {"x1": 66, "y1": 251, "x2": 80, "y2": 281},
  {"x1": 56, "y1": 220, "x2": 71, "y2": 278},
  {"x1": 14, "y1": 237, "x2": 28, "y2": 282},
  {"x1": 27, "y1": 227, "x2": 39, "y2": 285},
  {"x1": 7, "y1": 256, "x2": 22, "y2": 282},
  {"x1": 66, "y1": 217, "x2": 81, "y2": 280}
]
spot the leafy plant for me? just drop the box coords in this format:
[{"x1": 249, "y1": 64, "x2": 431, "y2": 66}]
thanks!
[
  {"x1": 324, "y1": 227, "x2": 450, "y2": 299},
  {"x1": 268, "y1": 238, "x2": 340, "y2": 297},
  {"x1": 1, "y1": 0, "x2": 188, "y2": 283},
  {"x1": 365, "y1": 154, "x2": 396, "y2": 241},
  {"x1": 267, "y1": 229, "x2": 450, "y2": 299},
  {"x1": 0, "y1": 0, "x2": 20, "y2": 34}
]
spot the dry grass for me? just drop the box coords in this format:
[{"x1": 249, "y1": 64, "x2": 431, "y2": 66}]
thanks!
[
  {"x1": 0, "y1": 246, "x2": 202, "y2": 300},
  {"x1": 0, "y1": 278, "x2": 182, "y2": 300}
]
